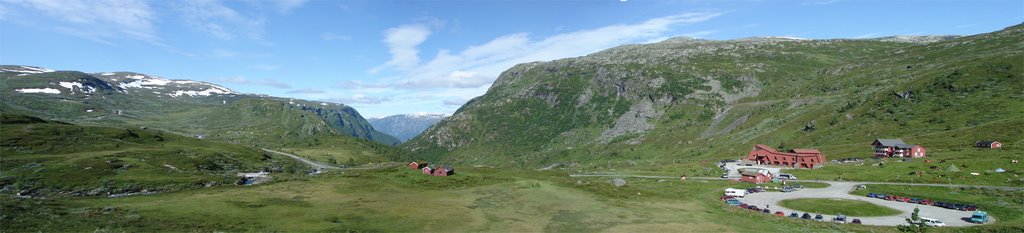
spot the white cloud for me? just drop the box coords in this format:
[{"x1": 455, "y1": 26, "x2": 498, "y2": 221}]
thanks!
[
  {"x1": 852, "y1": 32, "x2": 882, "y2": 39},
  {"x1": 368, "y1": 12, "x2": 722, "y2": 91},
  {"x1": 173, "y1": 0, "x2": 265, "y2": 41},
  {"x1": 369, "y1": 24, "x2": 431, "y2": 73},
  {"x1": 324, "y1": 94, "x2": 392, "y2": 105},
  {"x1": 216, "y1": 76, "x2": 291, "y2": 89},
  {"x1": 2, "y1": 0, "x2": 157, "y2": 43}
]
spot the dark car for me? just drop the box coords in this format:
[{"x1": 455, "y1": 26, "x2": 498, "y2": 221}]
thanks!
[
  {"x1": 781, "y1": 186, "x2": 795, "y2": 192},
  {"x1": 801, "y1": 213, "x2": 812, "y2": 220},
  {"x1": 755, "y1": 187, "x2": 767, "y2": 192},
  {"x1": 965, "y1": 204, "x2": 978, "y2": 211},
  {"x1": 867, "y1": 193, "x2": 878, "y2": 198},
  {"x1": 852, "y1": 219, "x2": 862, "y2": 224},
  {"x1": 739, "y1": 203, "x2": 749, "y2": 208},
  {"x1": 789, "y1": 212, "x2": 799, "y2": 218},
  {"x1": 792, "y1": 184, "x2": 805, "y2": 189},
  {"x1": 909, "y1": 198, "x2": 922, "y2": 204},
  {"x1": 762, "y1": 208, "x2": 771, "y2": 214},
  {"x1": 814, "y1": 214, "x2": 824, "y2": 221},
  {"x1": 933, "y1": 201, "x2": 946, "y2": 207}
]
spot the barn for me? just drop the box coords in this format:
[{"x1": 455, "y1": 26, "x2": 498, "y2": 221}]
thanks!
[
  {"x1": 872, "y1": 138, "x2": 926, "y2": 158},
  {"x1": 976, "y1": 141, "x2": 1002, "y2": 149},
  {"x1": 421, "y1": 166, "x2": 434, "y2": 175},
  {"x1": 408, "y1": 161, "x2": 428, "y2": 170},
  {"x1": 739, "y1": 168, "x2": 772, "y2": 183},
  {"x1": 746, "y1": 144, "x2": 826, "y2": 169},
  {"x1": 433, "y1": 165, "x2": 455, "y2": 176}
]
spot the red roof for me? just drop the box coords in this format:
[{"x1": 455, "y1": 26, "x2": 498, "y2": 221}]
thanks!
[{"x1": 754, "y1": 144, "x2": 778, "y2": 152}]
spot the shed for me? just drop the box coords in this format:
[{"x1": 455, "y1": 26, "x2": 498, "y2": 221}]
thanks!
[
  {"x1": 433, "y1": 165, "x2": 455, "y2": 176},
  {"x1": 421, "y1": 166, "x2": 434, "y2": 175},
  {"x1": 976, "y1": 141, "x2": 1002, "y2": 149},
  {"x1": 739, "y1": 168, "x2": 772, "y2": 183},
  {"x1": 408, "y1": 161, "x2": 428, "y2": 170}
]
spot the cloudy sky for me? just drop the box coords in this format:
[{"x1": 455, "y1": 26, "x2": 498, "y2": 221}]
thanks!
[{"x1": 1, "y1": 0, "x2": 1021, "y2": 117}]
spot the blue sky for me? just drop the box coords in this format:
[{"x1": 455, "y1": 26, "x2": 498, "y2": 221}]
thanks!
[{"x1": 1, "y1": 0, "x2": 1021, "y2": 117}]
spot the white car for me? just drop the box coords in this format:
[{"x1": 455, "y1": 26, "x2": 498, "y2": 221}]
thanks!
[
  {"x1": 909, "y1": 217, "x2": 946, "y2": 227},
  {"x1": 724, "y1": 188, "x2": 747, "y2": 198},
  {"x1": 778, "y1": 174, "x2": 798, "y2": 180}
]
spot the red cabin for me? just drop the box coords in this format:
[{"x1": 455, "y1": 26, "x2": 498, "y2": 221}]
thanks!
[
  {"x1": 408, "y1": 161, "x2": 428, "y2": 170},
  {"x1": 421, "y1": 166, "x2": 434, "y2": 175},
  {"x1": 739, "y1": 168, "x2": 772, "y2": 183},
  {"x1": 746, "y1": 144, "x2": 825, "y2": 169},
  {"x1": 432, "y1": 165, "x2": 455, "y2": 176}
]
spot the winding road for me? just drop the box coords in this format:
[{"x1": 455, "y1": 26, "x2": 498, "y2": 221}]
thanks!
[
  {"x1": 569, "y1": 174, "x2": 1016, "y2": 226},
  {"x1": 261, "y1": 149, "x2": 340, "y2": 170}
]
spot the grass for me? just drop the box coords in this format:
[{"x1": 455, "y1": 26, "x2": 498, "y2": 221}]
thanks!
[
  {"x1": 778, "y1": 198, "x2": 902, "y2": 217},
  {"x1": 849, "y1": 184, "x2": 1024, "y2": 230},
  {"x1": 2, "y1": 166, "x2": 904, "y2": 232}
]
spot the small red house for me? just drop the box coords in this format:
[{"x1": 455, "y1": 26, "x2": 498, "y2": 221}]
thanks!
[
  {"x1": 421, "y1": 166, "x2": 434, "y2": 175},
  {"x1": 976, "y1": 141, "x2": 1002, "y2": 149},
  {"x1": 432, "y1": 165, "x2": 455, "y2": 176},
  {"x1": 872, "y1": 139, "x2": 926, "y2": 158},
  {"x1": 746, "y1": 144, "x2": 825, "y2": 169},
  {"x1": 408, "y1": 161, "x2": 428, "y2": 170},
  {"x1": 739, "y1": 168, "x2": 772, "y2": 183}
]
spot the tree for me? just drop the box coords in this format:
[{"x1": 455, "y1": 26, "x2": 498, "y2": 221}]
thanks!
[{"x1": 898, "y1": 207, "x2": 928, "y2": 233}]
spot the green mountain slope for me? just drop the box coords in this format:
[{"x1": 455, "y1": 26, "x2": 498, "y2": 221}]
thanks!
[
  {"x1": 0, "y1": 114, "x2": 308, "y2": 197},
  {"x1": 405, "y1": 24, "x2": 1024, "y2": 170},
  {"x1": 0, "y1": 68, "x2": 399, "y2": 147}
]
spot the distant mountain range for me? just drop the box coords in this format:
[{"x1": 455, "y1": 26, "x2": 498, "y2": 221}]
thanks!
[
  {"x1": 0, "y1": 66, "x2": 400, "y2": 147},
  {"x1": 368, "y1": 113, "x2": 449, "y2": 142}
]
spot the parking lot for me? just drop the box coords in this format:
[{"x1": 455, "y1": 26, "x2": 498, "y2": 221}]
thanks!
[{"x1": 736, "y1": 181, "x2": 993, "y2": 226}]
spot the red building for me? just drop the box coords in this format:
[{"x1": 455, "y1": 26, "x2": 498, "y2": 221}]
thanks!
[
  {"x1": 421, "y1": 166, "x2": 434, "y2": 175},
  {"x1": 432, "y1": 165, "x2": 455, "y2": 176},
  {"x1": 739, "y1": 168, "x2": 772, "y2": 183},
  {"x1": 872, "y1": 139, "x2": 926, "y2": 158},
  {"x1": 976, "y1": 141, "x2": 1002, "y2": 149},
  {"x1": 746, "y1": 144, "x2": 825, "y2": 169},
  {"x1": 408, "y1": 161, "x2": 428, "y2": 170}
]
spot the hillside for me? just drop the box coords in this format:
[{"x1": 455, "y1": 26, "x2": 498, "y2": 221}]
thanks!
[
  {"x1": 0, "y1": 67, "x2": 400, "y2": 148},
  {"x1": 0, "y1": 114, "x2": 308, "y2": 197},
  {"x1": 405, "y1": 24, "x2": 1024, "y2": 172},
  {"x1": 368, "y1": 113, "x2": 449, "y2": 142}
]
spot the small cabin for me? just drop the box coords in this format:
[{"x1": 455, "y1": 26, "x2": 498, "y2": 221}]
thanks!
[
  {"x1": 739, "y1": 168, "x2": 772, "y2": 183},
  {"x1": 421, "y1": 166, "x2": 434, "y2": 175},
  {"x1": 976, "y1": 141, "x2": 1002, "y2": 149},
  {"x1": 408, "y1": 161, "x2": 428, "y2": 170},
  {"x1": 433, "y1": 165, "x2": 455, "y2": 176}
]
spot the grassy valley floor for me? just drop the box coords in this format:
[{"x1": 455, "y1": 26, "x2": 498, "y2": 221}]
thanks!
[{"x1": 4, "y1": 166, "x2": 1021, "y2": 232}]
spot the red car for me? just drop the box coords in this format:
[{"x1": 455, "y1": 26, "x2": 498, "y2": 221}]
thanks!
[
  {"x1": 885, "y1": 195, "x2": 896, "y2": 201},
  {"x1": 899, "y1": 197, "x2": 912, "y2": 202},
  {"x1": 919, "y1": 199, "x2": 934, "y2": 205},
  {"x1": 774, "y1": 211, "x2": 785, "y2": 217}
]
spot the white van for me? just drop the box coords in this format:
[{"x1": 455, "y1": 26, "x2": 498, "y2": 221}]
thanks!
[
  {"x1": 724, "y1": 188, "x2": 747, "y2": 198},
  {"x1": 778, "y1": 174, "x2": 798, "y2": 180},
  {"x1": 910, "y1": 217, "x2": 946, "y2": 227}
]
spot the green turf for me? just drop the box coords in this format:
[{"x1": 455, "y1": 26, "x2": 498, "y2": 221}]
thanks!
[{"x1": 778, "y1": 198, "x2": 902, "y2": 217}]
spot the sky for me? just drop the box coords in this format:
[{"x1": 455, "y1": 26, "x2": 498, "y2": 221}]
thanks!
[{"x1": 1, "y1": 0, "x2": 1021, "y2": 118}]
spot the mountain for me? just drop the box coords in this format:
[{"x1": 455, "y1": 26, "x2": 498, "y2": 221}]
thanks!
[
  {"x1": 0, "y1": 66, "x2": 400, "y2": 148},
  {"x1": 368, "y1": 113, "x2": 449, "y2": 142},
  {"x1": 405, "y1": 24, "x2": 1024, "y2": 167},
  {"x1": 0, "y1": 113, "x2": 308, "y2": 197}
]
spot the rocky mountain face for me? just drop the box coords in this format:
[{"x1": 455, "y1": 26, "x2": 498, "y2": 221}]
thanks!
[
  {"x1": 405, "y1": 24, "x2": 1023, "y2": 167},
  {"x1": 0, "y1": 66, "x2": 399, "y2": 147},
  {"x1": 368, "y1": 113, "x2": 449, "y2": 142}
]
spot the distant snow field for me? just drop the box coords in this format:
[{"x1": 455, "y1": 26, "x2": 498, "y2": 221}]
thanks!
[{"x1": 16, "y1": 88, "x2": 61, "y2": 94}]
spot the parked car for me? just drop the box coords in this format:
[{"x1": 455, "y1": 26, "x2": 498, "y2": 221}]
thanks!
[
  {"x1": 720, "y1": 174, "x2": 729, "y2": 178},
  {"x1": 814, "y1": 214, "x2": 824, "y2": 221},
  {"x1": 899, "y1": 197, "x2": 912, "y2": 202},
  {"x1": 762, "y1": 208, "x2": 770, "y2": 214},
  {"x1": 919, "y1": 199, "x2": 934, "y2": 205},
  {"x1": 933, "y1": 201, "x2": 947, "y2": 208},
  {"x1": 778, "y1": 174, "x2": 798, "y2": 180},
  {"x1": 725, "y1": 199, "x2": 742, "y2": 206},
  {"x1": 875, "y1": 193, "x2": 888, "y2": 199},
  {"x1": 724, "y1": 188, "x2": 747, "y2": 198},
  {"x1": 867, "y1": 193, "x2": 879, "y2": 198},
  {"x1": 801, "y1": 213, "x2": 812, "y2": 220},
  {"x1": 747, "y1": 206, "x2": 761, "y2": 211},
  {"x1": 833, "y1": 214, "x2": 847, "y2": 223},
  {"x1": 774, "y1": 211, "x2": 785, "y2": 217},
  {"x1": 916, "y1": 217, "x2": 946, "y2": 227},
  {"x1": 781, "y1": 186, "x2": 795, "y2": 192},
  {"x1": 789, "y1": 212, "x2": 799, "y2": 218},
  {"x1": 970, "y1": 211, "x2": 989, "y2": 223},
  {"x1": 754, "y1": 187, "x2": 766, "y2": 193},
  {"x1": 792, "y1": 184, "x2": 805, "y2": 189},
  {"x1": 909, "y1": 198, "x2": 922, "y2": 204},
  {"x1": 965, "y1": 205, "x2": 978, "y2": 211},
  {"x1": 851, "y1": 219, "x2": 862, "y2": 224},
  {"x1": 739, "y1": 203, "x2": 749, "y2": 208}
]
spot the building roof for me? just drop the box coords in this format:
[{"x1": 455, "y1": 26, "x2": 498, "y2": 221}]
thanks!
[
  {"x1": 977, "y1": 140, "x2": 997, "y2": 144},
  {"x1": 874, "y1": 138, "x2": 906, "y2": 147},
  {"x1": 753, "y1": 144, "x2": 779, "y2": 152},
  {"x1": 738, "y1": 168, "x2": 772, "y2": 177},
  {"x1": 790, "y1": 149, "x2": 821, "y2": 154},
  {"x1": 443, "y1": 165, "x2": 454, "y2": 171},
  {"x1": 895, "y1": 143, "x2": 918, "y2": 149},
  {"x1": 422, "y1": 166, "x2": 433, "y2": 170}
]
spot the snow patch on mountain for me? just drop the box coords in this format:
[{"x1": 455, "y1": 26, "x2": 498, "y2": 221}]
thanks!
[
  {"x1": 167, "y1": 88, "x2": 233, "y2": 97},
  {"x1": 16, "y1": 88, "x2": 61, "y2": 94},
  {"x1": 58, "y1": 81, "x2": 95, "y2": 93},
  {"x1": 1, "y1": 66, "x2": 55, "y2": 74}
]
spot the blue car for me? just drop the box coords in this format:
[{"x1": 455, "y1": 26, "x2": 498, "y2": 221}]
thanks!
[
  {"x1": 867, "y1": 193, "x2": 878, "y2": 198},
  {"x1": 789, "y1": 212, "x2": 799, "y2": 218},
  {"x1": 726, "y1": 199, "x2": 742, "y2": 206}
]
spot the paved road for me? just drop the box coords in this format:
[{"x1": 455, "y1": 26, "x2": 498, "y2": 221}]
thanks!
[
  {"x1": 261, "y1": 149, "x2": 340, "y2": 170},
  {"x1": 569, "y1": 174, "x2": 1014, "y2": 227}
]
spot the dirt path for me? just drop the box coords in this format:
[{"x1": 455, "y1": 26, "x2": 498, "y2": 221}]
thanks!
[{"x1": 261, "y1": 148, "x2": 340, "y2": 170}]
